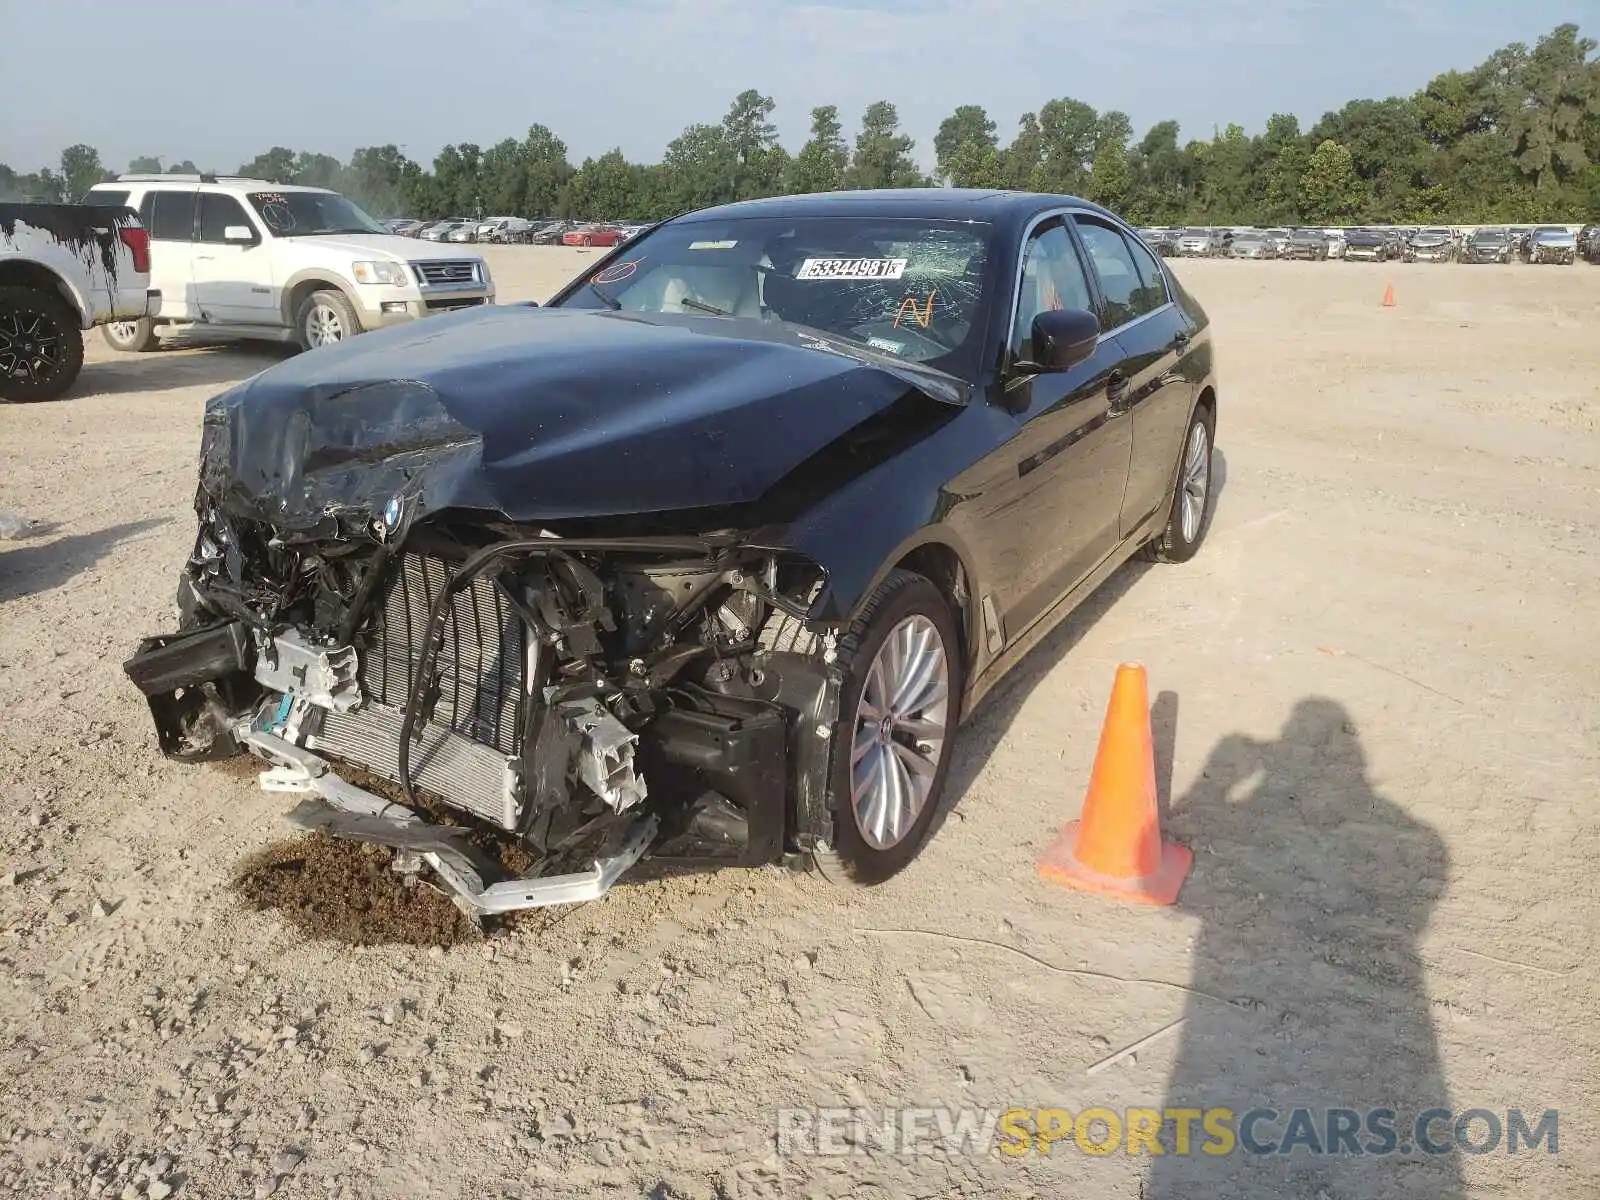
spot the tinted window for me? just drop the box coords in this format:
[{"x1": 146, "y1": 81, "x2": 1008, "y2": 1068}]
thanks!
[
  {"x1": 1010, "y1": 223, "x2": 1093, "y2": 361},
  {"x1": 1074, "y1": 217, "x2": 1150, "y2": 328},
  {"x1": 146, "y1": 191, "x2": 195, "y2": 241},
  {"x1": 554, "y1": 214, "x2": 995, "y2": 380},
  {"x1": 198, "y1": 193, "x2": 252, "y2": 243},
  {"x1": 1122, "y1": 232, "x2": 1169, "y2": 316},
  {"x1": 84, "y1": 190, "x2": 131, "y2": 208}
]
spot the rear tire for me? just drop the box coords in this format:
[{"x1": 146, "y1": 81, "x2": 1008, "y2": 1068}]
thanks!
[
  {"x1": 1143, "y1": 403, "x2": 1216, "y2": 564},
  {"x1": 0, "y1": 286, "x2": 85, "y2": 403},
  {"x1": 809, "y1": 570, "x2": 964, "y2": 888},
  {"x1": 102, "y1": 317, "x2": 160, "y2": 353}
]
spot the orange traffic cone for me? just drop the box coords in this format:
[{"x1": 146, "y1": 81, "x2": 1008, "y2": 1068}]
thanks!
[
  {"x1": 1382, "y1": 283, "x2": 1396, "y2": 307},
  {"x1": 1038, "y1": 663, "x2": 1192, "y2": 905}
]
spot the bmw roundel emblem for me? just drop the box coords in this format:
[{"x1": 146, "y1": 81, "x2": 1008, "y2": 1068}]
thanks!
[{"x1": 383, "y1": 495, "x2": 403, "y2": 530}]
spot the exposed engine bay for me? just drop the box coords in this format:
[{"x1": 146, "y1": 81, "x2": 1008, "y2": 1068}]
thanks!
[{"x1": 123, "y1": 498, "x2": 846, "y2": 916}]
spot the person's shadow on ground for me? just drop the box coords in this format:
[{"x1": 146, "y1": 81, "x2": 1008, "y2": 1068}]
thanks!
[{"x1": 1149, "y1": 697, "x2": 1461, "y2": 1199}]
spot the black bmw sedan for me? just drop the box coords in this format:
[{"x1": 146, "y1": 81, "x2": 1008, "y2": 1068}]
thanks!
[{"x1": 124, "y1": 189, "x2": 1219, "y2": 915}]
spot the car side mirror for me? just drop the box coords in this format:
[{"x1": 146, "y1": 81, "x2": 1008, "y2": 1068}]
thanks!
[
  {"x1": 224, "y1": 225, "x2": 257, "y2": 245},
  {"x1": 1018, "y1": 307, "x2": 1101, "y2": 374}
]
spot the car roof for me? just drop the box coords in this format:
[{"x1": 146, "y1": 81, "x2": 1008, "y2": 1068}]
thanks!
[
  {"x1": 671, "y1": 188, "x2": 1118, "y2": 233},
  {"x1": 93, "y1": 177, "x2": 336, "y2": 197}
]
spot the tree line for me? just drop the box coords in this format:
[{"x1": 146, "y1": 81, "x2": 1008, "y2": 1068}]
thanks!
[{"x1": 3, "y1": 23, "x2": 1596, "y2": 227}]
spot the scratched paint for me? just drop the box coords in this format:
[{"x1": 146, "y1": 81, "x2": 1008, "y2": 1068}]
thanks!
[{"x1": 0, "y1": 202, "x2": 142, "y2": 287}]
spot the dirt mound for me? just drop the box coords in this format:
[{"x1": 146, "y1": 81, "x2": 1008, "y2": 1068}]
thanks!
[{"x1": 232, "y1": 832, "x2": 480, "y2": 948}]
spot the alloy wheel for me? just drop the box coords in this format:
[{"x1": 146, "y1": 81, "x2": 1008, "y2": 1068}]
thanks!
[
  {"x1": 1180, "y1": 420, "x2": 1211, "y2": 543},
  {"x1": 306, "y1": 303, "x2": 346, "y2": 346},
  {"x1": 850, "y1": 614, "x2": 950, "y2": 851},
  {"x1": 0, "y1": 308, "x2": 61, "y2": 386}
]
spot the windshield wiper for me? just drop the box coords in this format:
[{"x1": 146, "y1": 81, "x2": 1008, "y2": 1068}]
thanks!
[
  {"x1": 587, "y1": 281, "x2": 621, "y2": 310},
  {"x1": 677, "y1": 296, "x2": 730, "y2": 317}
]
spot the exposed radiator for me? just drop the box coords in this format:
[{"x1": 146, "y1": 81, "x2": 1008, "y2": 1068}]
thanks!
[
  {"x1": 312, "y1": 553, "x2": 531, "y2": 830},
  {"x1": 309, "y1": 701, "x2": 520, "y2": 830}
]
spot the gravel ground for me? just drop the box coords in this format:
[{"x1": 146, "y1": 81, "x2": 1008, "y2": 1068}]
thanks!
[{"x1": 1, "y1": 249, "x2": 1596, "y2": 1199}]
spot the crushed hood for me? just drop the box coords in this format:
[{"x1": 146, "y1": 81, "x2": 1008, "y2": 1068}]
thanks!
[{"x1": 198, "y1": 304, "x2": 968, "y2": 536}]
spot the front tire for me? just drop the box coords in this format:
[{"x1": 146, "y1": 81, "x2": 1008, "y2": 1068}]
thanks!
[
  {"x1": 812, "y1": 570, "x2": 964, "y2": 887},
  {"x1": 295, "y1": 289, "x2": 362, "y2": 351},
  {"x1": 1143, "y1": 403, "x2": 1216, "y2": 564},
  {"x1": 102, "y1": 317, "x2": 160, "y2": 353},
  {"x1": 0, "y1": 286, "x2": 84, "y2": 403}
]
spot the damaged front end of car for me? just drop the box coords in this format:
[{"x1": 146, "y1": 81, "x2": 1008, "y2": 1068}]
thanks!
[{"x1": 119, "y1": 330, "x2": 965, "y2": 916}]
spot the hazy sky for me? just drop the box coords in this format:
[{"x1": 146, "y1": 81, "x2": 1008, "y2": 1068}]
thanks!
[{"x1": 0, "y1": 0, "x2": 1575, "y2": 177}]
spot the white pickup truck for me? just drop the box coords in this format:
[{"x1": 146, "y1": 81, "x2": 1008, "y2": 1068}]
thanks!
[
  {"x1": 84, "y1": 175, "x2": 495, "y2": 353},
  {"x1": 0, "y1": 202, "x2": 159, "y2": 401}
]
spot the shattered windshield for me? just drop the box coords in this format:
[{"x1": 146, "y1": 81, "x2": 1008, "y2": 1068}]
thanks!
[
  {"x1": 248, "y1": 190, "x2": 388, "y2": 237},
  {"x1": 552, "y1": 215, "x2": 995, "y2": 380}
]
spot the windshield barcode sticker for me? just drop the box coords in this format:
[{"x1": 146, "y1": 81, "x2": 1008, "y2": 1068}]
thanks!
[{"x1": 796, "y1": 257, "x2": 909, "y2": 281}]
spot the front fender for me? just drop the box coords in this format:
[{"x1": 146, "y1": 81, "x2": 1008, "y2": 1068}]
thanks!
[{"x1": 770, "y1": 431, "x2": 991, "y2": 669}]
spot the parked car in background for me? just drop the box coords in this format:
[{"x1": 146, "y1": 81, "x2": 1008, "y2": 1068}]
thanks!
[
  {"x1": 1406, "y1": 228, "x2": 1456, "y2": 263},
  {"x1": 420, "y1": 220, "x2": 472, "y2": 241},
  {"x1": 1459, "y1": 227, "x2": 1513, "y2": 264},
  {"x1": 1524, "y1": 226, "x2": 1576, "y2": 265},
  {"x1": 121, "y1": 188, "x2": 1220, "y2": 915},
  {"x1": 1229, "y1": 230, "x2": 1275, "y2": 259},
  {"x1": 1175, "y1": 227, "x2": 1223, "y2": 257},
  {"x1": 1262, "y1": 228, "x2": 1292, "y2": 256},
  {"x1": 1283, "y1": 228, "x2": 1329, "y2": 260},
  {"x1": 445, "y1": 223, "x2": 480, "y2": 244},
  {"x1": 530, "y1": 221, "x2": 573, "y2": 245},
  {"x1": 1577, "y1": 224, "x2": 1600, "y2": 262},
  {"x1": 562, "y1": 223, "x2": 626, "y2": 248},
  {"x1": 1323, "y1": 229, "x2": 1348, "y2": 259},
  {"x1": 1342, "y1": 228, "x2": 1391, "y2": 262},
  {"x1": 83, "y1": 174, "x2": 494, "y2": 352},
  {"x1": 1, "y1": 200, "x2": 158, "y2": 401},
  {"x1": 1136, "y1": 228, "x2": 1177, "y2": 257}
]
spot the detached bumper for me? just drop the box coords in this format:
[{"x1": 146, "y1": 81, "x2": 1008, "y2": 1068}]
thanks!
[{"x1": 244, "y1": 724, "x2": 659, "y2": 916}]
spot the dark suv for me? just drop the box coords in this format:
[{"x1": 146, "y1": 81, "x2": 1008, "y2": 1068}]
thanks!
[{"x1": 1459, "y1": 228, "x2": 1512, "y2": 264}]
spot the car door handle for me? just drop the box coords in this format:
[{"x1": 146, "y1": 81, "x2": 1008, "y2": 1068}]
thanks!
[
  {"x1": 195, "y1": 254, "x2": 215, "y2": 261},
  {"x1": 1172, "y1": 330, "x2": 1190, "y2": 348}
]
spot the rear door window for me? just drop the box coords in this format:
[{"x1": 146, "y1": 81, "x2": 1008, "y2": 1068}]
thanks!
[
  {"x1": 144, "y1": 191, "x2": 196, "y2": 241},
  {"x1": 84, "y1": 189, "x2": 131, "y2": 208}
]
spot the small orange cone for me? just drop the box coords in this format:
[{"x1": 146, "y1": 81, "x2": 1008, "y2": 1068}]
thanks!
[
  {"x1": 1382, "y1": 283, "x2": 1396, "y2": 307},
  {"x1": 1038, "y1": 663, "x2": 1192, "y2": 906}
]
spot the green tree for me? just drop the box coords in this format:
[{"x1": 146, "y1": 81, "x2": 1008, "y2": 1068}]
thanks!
[
  {"x1": 59, "y1": 144, "x2": 107, "y2": 200},
  {"x1": 788, "y1": 105, "x2": 849, "y2": 193},
  {"x1": 1298, "y1": 139, "x2": 1362, "y2": 222},
  {"x1": 1505, "y1": 22, "x2": 1598, "y2": 193},
  {"x1": 1001, "y1": 112, "x2": 1045, "y2": 189},
  {"x1": 564, "y1": 149, "x2": 654, "y2": 220},
  {"x1": 721, "y1": 90, "x2": 786, "y2": 199},
  {"x1": 933, "y1": 105, "x2": 998, "y2": 184},
  {"x1": 521, "y1": 124, "x2": 573, "y2": 218},
  {"x1": 238, "y1": 147, "x2": 297, "y2": 183},
  {"x1": 480, "y1": 137, "x2": 528, "y2": 215},
  {"x1": 346, "y1": 145, "x2": 419, "y2": 217},
  {"x1": 660, "y1": 123, "x2": 737, "y2": 214},
  {"x1": 1033, "y1": 97, "x2": 1100, "y2": 192},
  {"x1": 128, "y1": 155, "x2": 163, "y2": 174},
  {"x1": 291, "y1": 151, "x2": 345, "y2": 191},
  {"x1": 847, "y1": 101, "x2": 921, "y2": 189}
]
